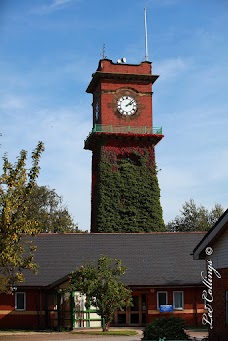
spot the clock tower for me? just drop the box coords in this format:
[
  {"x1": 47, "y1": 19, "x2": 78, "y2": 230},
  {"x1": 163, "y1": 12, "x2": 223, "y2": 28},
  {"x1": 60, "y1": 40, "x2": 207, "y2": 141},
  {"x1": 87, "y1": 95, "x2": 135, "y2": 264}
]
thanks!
[{"x1": 84, "y1": 59, "x2": 164, "y2": 233}]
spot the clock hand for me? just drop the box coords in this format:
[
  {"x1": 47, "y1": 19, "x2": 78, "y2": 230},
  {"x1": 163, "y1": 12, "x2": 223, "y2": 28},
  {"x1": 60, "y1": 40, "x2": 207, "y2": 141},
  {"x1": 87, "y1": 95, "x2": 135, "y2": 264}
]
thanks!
[{"x1": 126, "y1": 100, "x2": 134, "y2": 107}]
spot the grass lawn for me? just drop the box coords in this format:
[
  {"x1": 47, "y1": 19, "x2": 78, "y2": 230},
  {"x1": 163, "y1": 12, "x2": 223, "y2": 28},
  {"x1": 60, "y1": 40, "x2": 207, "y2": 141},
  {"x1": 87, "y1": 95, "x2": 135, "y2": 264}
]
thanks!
[{"x1": 72, "y1": 330, "x2": 138, "y2": 336}]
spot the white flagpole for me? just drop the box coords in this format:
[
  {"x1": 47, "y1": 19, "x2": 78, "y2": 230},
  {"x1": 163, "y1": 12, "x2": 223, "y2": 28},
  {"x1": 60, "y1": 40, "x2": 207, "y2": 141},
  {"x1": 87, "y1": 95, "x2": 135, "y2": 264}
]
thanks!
[{"x1": 144, "y1": 7, "x2": 149, "y2": 61}]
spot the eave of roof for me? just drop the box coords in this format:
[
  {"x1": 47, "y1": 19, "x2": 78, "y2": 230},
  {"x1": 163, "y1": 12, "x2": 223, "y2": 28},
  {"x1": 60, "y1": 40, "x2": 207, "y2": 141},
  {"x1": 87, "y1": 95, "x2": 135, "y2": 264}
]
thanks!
[{"x1": 193, "y1": 209, "x2": 228, "y2": 260}]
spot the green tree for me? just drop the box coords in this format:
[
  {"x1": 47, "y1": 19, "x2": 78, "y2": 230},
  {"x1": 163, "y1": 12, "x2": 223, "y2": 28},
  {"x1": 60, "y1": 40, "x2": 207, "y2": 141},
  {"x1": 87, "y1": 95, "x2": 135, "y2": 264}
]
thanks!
[
  {"x1": 69, "y1": 256, "x2": 132, "y2": 331},
  {"x1": 0, "y1": 142, "x2": 44, "y2": 293},
  {"x1": 166, "y1": 199, "x2": 224, "y2": 232},
  {"x1": 24, "y1": 185, "x2": 81, "y2": 233}
]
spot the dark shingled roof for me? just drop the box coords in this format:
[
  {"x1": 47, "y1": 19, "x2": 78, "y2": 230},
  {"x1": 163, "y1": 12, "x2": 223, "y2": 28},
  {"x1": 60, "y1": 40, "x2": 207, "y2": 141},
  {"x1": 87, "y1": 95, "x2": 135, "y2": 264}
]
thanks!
[{"x1": 20, "y1": 232, "x2": 205, "y2": 288}]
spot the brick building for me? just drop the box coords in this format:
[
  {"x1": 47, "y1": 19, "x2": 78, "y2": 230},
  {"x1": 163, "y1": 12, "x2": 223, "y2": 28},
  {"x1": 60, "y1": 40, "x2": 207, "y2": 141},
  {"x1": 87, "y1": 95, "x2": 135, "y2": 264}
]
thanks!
[
  {"x1": 193, "y1": 209, "x2": 228, "y2": 340},
  {"x1": 84, "y1": 59, "x2": 164, "y2": 233},
  {"x1": 0, "y1": 58, "x2": 216, "y2": 333},
  {"x1": 0, "y1": 232, "x2": 206, "y2": 330}
]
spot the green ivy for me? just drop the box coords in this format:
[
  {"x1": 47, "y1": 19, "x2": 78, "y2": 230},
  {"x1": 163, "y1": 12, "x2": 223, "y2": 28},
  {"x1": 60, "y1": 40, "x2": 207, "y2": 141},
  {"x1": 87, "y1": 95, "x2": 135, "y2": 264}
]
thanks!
[{"x1": 94, "y1": 146, "x2": 165, "y2": 232}]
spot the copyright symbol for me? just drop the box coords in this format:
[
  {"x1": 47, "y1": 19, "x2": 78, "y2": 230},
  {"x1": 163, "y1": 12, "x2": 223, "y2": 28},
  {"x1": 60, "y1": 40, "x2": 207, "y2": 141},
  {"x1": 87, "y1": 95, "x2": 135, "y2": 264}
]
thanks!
[{"x1": 205, "y1": 247, "x2": 213, "y2": 256}]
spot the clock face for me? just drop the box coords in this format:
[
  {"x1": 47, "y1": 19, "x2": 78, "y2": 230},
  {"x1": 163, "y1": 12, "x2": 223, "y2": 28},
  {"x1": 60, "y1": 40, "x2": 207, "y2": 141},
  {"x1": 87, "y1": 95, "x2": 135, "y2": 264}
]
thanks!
[{"x1": 117, "y1": 96, "x2": 137, "y2": 116}]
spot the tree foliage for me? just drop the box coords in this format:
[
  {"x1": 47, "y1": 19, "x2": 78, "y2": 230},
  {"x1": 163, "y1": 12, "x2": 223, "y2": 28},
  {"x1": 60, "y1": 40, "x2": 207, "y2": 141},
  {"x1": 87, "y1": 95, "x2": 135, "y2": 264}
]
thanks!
[
  {"x1": 24, "y1": 185, "x2": 80, "y2": 233},
  {"x1": 166, "y1": 199, "x2": 224, "y2": 232},
  {"x1": 69, "y1": 256, "x2": 132, "y2": 331},
  {"x1": 0, "y1": 142, "x2": 44, "y2": 292},
  {"x1": 95, "y1": 146, "x2": 165, "y2": 232},
  {"x1": 143, "y1": 316, "x2": 189, "y2": 340}
]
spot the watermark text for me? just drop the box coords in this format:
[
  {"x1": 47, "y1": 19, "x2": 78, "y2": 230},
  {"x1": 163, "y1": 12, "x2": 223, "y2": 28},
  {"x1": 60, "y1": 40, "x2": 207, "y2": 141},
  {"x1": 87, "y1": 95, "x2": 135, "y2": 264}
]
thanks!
[{"x1": 201, "y1": 247, "x2": 221, "y2": 329}]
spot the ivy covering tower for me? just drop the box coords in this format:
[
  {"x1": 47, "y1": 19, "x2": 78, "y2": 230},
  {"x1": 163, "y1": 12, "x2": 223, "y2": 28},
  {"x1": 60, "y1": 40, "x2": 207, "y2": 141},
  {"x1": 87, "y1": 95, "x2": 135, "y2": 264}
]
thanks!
[{"x1": 84, "y1": 59, "x2": 164, "y2": 232}]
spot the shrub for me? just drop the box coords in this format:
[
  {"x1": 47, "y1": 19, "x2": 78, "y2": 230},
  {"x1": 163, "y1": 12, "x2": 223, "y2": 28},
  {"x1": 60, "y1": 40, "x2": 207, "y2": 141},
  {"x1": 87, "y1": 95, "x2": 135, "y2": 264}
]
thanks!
[{"x1": 142, "y1": 316, "x2": 189, "y2": 340}]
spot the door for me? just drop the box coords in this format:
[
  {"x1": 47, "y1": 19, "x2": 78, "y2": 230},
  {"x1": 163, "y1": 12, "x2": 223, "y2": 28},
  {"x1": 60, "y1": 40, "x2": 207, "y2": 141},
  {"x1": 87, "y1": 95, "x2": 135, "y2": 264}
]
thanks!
[{"x1": 116, "y1": 293, "x2": 147, "y2": 326}]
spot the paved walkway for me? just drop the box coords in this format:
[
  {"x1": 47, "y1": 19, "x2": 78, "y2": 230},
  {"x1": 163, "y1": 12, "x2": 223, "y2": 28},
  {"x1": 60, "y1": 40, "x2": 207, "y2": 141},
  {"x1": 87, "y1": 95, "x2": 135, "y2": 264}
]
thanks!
[
  {"x1": 186, "y1": 329, "x2": 208, "y2": 339},
  {"x1": 0, "y1": 328, "x2": 208, "y2": 341},
  {"x1": 0, "y1": 332, "x2": 141, "y2": 341}
]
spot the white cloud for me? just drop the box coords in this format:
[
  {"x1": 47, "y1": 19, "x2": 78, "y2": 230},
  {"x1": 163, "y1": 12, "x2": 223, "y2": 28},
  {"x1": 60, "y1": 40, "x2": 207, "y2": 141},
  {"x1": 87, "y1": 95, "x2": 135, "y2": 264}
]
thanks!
[
  {"x1": 153, "y1": 57, "x2": 190, "y2": 81},
  {"x1": 53, "y1": 0, "x2": 72, "y2": 6},
  {"x1": 31, "y1": 0, "x2": 78, "y2": 15},
  {"x1": 0, "y1": 95, "x2": 27, "y2": 111},
  {"x1": 147, "y1": 0, "x2": 181, "y2": 8}
]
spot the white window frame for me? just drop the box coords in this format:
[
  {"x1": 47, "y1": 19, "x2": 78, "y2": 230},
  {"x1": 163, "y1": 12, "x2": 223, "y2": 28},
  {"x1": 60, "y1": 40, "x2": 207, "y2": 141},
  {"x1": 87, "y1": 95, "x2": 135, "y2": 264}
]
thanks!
[
  {"x1": 157, "y1": 291, "x2": 168, "y2": 310},
  {"x1": 173, "y1": 291, "x2": 184, "y2": 310},
  {"x1": 15, "y1": 292, "x2": 26, "y2": 311}
]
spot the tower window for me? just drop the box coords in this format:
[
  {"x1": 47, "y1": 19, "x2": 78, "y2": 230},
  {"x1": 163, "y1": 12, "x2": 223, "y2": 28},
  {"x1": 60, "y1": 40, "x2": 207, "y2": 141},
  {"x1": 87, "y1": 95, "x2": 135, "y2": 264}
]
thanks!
[{"x1": 117, "y1": 153, "x2": 141, "y2": 166}]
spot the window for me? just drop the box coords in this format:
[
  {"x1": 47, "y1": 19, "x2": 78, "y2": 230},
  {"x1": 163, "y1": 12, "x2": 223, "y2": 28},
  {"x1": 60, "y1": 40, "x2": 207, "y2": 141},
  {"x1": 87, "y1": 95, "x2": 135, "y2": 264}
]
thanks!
[
  {"x1": 15, "y1": 292, "x2": 26, "y2": 311},
  {"x1": 157, "y1": 291, "x2": 167, "y2": 310},
  {"x1": 173, "y1": 291, "x2": 184, "y2": 310},
  {"x1": 226, "y1": 291, "x2": 228, "y2": 324},
  {"x1": 117, "y1": 153, "x2": 141, "y2": 167}
]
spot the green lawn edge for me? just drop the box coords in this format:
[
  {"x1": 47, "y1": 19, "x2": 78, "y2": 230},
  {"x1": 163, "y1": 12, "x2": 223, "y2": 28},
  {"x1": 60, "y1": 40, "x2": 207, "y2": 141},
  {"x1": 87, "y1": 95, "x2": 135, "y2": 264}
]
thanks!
[{"x1": 72, "y1": 330, "x2": 138, "y2": 336}]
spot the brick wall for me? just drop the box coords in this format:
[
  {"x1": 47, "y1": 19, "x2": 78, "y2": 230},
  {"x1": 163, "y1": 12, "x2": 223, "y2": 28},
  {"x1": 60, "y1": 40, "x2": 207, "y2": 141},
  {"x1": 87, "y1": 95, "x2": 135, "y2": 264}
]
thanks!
[
  {"x1": 147, "y1": 286, "x2": 204, "y2": 327},
  {"x1": 89, "y1": 59, "x2": 158, "y2": 128},
  {"x1": 209, "y1": 267, "x2": 228, "y2": 341},
  {"x1": 97, "y1": 59, "x2": 152, "y2": 74},
  {"x1": 0, "y1": 289, "x2": 45, "y2": 329}
]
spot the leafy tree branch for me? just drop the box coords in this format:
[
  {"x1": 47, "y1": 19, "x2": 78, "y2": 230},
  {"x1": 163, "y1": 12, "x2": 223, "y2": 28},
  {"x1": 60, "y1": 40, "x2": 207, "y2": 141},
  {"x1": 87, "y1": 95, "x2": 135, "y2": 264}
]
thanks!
[
  {"x1": 69, "y1": 256, "x2": 132, "y2": 331},
  {"x1": 0, "y1": 142, "x2": 44, "y2": 292},
  {"x1": 166, "y1": 199, "x2": 224, "y2": 232}
]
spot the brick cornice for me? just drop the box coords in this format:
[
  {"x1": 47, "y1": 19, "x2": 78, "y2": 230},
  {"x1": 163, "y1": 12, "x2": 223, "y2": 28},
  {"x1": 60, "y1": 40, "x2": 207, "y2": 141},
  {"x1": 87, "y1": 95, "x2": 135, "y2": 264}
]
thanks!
[{"x1": 86, "y1": 71, "x2": 159, "y2": 93}]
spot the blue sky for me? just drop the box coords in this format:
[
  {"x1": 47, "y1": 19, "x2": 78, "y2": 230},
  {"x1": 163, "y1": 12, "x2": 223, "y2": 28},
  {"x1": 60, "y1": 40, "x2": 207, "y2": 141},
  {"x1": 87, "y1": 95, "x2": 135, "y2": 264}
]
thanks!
[{"x1": 1, "y1": 0, "x2": 227, "y2": 230}]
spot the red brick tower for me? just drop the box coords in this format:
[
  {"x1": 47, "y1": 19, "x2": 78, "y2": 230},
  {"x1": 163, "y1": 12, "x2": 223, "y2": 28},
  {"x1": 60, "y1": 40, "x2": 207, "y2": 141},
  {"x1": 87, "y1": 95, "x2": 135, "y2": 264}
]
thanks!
[{"x1": 84, "y1": 59, "x2": 164, "y2": 233}]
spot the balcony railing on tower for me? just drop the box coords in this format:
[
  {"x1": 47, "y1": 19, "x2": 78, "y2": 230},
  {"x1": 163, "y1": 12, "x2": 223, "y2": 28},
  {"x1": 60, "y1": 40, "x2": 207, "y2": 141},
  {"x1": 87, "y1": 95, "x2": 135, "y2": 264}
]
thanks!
[
  {"x1": 84, "y1": 124, "x2": 163, "y2": 150},
  {"x1": 89, "y1": 124, "x2": 162, "y2": 135}
]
